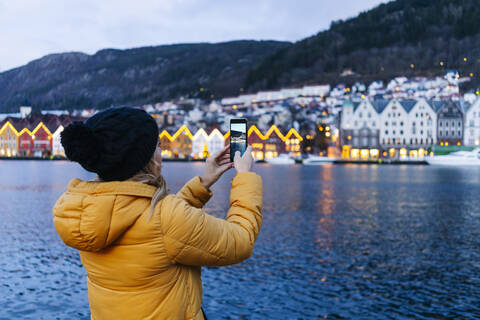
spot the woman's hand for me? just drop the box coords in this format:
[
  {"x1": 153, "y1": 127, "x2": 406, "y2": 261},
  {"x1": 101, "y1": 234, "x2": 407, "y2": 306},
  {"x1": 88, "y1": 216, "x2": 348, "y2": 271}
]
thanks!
[
  {"x1": 234, "y1": 146, "x2": 254, "y2": 173},
  {"x1": 200, "y1": 145, "x2": 234, "y2": 189}
]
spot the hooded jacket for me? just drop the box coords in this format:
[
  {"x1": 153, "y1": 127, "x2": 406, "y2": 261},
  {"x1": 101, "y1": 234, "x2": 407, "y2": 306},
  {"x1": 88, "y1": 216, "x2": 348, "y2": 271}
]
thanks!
[{"x1": 52, "y1": 172, "x2": 262, "y2": 320}]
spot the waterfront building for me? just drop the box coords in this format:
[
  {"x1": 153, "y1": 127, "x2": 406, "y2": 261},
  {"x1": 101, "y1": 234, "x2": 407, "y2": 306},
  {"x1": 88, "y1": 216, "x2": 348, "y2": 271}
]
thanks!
[
  {"x1": 192, "y1": 128, "x2": 209, "y2": 158},
  {"x1": 0, "y1": 118, "x2": 19, "y2": 156},
  {"x1": 170, "y1": 125, "x2": 193, "y2": 158},
  {"x1": 159, "y1": 130, "x2": 173, "y2": 158},
  {"x1": 248, "y1": 125, "x2": 266, "y2": 160},
  {"x1": 263, "y1": 125, "x2": 286, "y2": 159},
  {"x1": 52, "y1": 125, "x2": 65, "y2": 156},
  {"x1": 436, "y1": 100, "x2": 465, "y2": 146},
  {"x1": 31, "y1": 122, "x2": 53, "y2": 156},
  {"x1": 408, "y1": 99, "x2": 437, "y2": 149},
  {"x1": 17, "y1": 119, "x2": 34, "y2": 156},
  {"x1": 207, "y1": 129, "x2": 225, "y2": 155},
  {"x1": 463, "y1": 98, "x2": 480, "y2": 146},
  {"x1": 50, "y1": 115, "x2": 75, "y2": 157},
  {"x1": 379, "y1": 100, "x2": 412, "y2": 154},
  {"x1": 341, "y1": 98, "x2": 439, "y2": 159},
  {"x1": 379, "y1": 99, "x2": 436, "y2": 158},
  {"x1": 340, "y1": 100, "x2": 382, "y2": 160},
  {"x1": 284, "y1": 128, "x2": 303, "y2": 158}
]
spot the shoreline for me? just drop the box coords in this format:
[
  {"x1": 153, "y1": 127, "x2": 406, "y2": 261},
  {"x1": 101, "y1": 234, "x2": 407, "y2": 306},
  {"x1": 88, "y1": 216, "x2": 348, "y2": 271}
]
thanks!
[{"x1": 0, "y1": 156, "x2": 428, "y2": 165}]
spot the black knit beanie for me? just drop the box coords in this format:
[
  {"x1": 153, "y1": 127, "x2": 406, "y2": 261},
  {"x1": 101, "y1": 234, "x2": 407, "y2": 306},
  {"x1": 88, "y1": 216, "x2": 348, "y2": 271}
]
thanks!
[{"x1": 60, "y1": 107, "x2": 159, "y2": 181}]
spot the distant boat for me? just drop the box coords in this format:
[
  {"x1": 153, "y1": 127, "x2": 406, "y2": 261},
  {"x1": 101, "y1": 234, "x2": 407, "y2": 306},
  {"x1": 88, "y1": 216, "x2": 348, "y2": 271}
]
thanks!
[
  {"x1": 426, "y1": 149, "x2": 480, "y2": 166},
  {"x1": 265, "y1": 154, "x2": 295, "y2": 165},
  {"x1": 303, "y1": 155, "x2": 335, "y2": 165}
]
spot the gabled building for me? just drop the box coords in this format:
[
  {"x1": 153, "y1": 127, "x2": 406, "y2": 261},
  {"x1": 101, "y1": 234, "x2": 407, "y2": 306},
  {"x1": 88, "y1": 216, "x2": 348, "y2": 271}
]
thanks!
[
  {"x1": 51, "y1": 115, "x2": 75, "y2": 157},
  {"x1": 170, "y1": 125, "x2": 193, "y2": 159},
  {"x1": 341, "y1": 100, "x2": 383, "y2": 159},
  {"x1": 408, "y1": 99, "x2": 437, "y2": 148},
  {"x1": 192, "y1": 128, "x2": 209, "y2": 158},
  {"x1": 17, "y1": 119, "x2": 34, "y2": 156},
  {"x1": 379, "y1": 100, "x2": 410, "y2": 149},
  {"x1": 436, "y1": 100, "x2": 464, "y2": 146},
  {"x1": 341, "y1": 98, "x2": 440, "y2": 159},
  {"x1": 159, "y1": 130, "x2": 173, "y2": 158},
  {"x1": 31, "y1": 122, "x2": 53, "y2": 156},
  {"x1": 248, "y1": 125, "x2": 266, "y2": 160},
  {"x1": 263, "y1": 125, "x2": 286, "y2": 159},
  {"x1": 52, "y1": 125, "x2": 65, "y2": 156},
  {"x1": 463, "y1": 98, "x2": 480, "y2": 146},
  {"x1": 284, "y1": 128, "x2": 303, "y2": 157},
  {"x1": 0, "y1": 118, "x2": 19, "y2": 156},
  {"x1": 208, "y1": 129, "x2": 225, "y2": 156}
]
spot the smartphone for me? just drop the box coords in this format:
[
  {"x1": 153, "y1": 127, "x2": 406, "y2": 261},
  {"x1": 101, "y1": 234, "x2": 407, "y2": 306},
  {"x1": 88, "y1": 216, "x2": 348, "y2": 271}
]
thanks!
[{"x1": 230, "y1": 118, "x2": 248, "y2": 161}]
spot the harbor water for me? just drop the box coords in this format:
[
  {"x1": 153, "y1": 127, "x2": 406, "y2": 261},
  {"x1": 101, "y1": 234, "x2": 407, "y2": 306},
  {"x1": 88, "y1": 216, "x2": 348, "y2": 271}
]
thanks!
[{"x1": 0, "y1": 161, "x2": 479, "y2": 319}]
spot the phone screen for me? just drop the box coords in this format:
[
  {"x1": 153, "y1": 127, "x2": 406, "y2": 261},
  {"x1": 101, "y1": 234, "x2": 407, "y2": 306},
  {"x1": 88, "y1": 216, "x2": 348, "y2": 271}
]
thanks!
[{"x1": 230, "y1": 119, "x2": 247, "y2": 161}]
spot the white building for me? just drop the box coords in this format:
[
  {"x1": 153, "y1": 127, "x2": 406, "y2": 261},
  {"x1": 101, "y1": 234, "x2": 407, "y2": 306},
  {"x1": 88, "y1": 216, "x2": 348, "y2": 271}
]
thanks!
[
  {"x1": 341, "y1": 99, "x2": 438, "y2": 159},
  {"x1": 302, "y1": 85, "x2": 330, "y2": 97},
  {"x1": 52, "y1": 125, "x2": 65, "y2": 156},
  {"x1": 464, "y1": 98, "x2": 480, "y2": 146},
  {"x1": 378, "y1": 99, "x2": 436, "y2": 157},
  {"x1": 341, "y1": 99, "x2": 381, "y2": 149},
  {"x1": 408, "y1": 99, "x2": 437, "y2": 147},
  {"x1": 191, "y1": 128, "x2": 209, "y2": 158},
  {"x1": 207, "y1": 129, "x2": 225, "y2": 156}
]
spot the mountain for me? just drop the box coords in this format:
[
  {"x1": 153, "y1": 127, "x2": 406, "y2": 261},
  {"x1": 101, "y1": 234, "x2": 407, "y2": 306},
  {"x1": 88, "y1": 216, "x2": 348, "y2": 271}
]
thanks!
[
  {"x1": 245, "y1": 0, "x2": 480, "y2": 92},
  {"x1": 0, "y1": 40, "x2": 289, "y2": 112},
  {"x1": 3, "y1": 0, "x2": 480, "y2": 112}
]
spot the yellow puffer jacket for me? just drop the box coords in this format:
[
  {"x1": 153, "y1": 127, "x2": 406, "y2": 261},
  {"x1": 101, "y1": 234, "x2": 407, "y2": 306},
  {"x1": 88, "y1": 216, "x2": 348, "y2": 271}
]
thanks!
[{"x1": 52, "y1": 172, "x2": 262, "y2": 320}]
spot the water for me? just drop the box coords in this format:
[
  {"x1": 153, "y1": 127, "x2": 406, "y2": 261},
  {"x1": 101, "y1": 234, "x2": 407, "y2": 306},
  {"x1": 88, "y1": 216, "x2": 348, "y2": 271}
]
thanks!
[{"x1": 1, "y1": 161, "x2": 480, "y2": 319}]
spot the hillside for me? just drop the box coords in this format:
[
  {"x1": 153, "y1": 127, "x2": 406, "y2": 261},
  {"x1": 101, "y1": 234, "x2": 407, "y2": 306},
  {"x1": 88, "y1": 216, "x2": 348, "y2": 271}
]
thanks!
[
  {"x1": 0, "y1": 40, "x2": 289, "y2": 112},
  {"x1": 3, "y1": 0, "x2": 480, "y2": 112},
  {"x1": 245, "y1": 0, "x2": 480, "y2": 92}
]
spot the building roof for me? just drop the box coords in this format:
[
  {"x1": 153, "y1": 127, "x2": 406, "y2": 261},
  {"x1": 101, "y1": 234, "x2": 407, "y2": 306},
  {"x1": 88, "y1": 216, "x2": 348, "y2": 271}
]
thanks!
[
  {"x1": 454, "y1": 100, "x2": 469, "y2": 113},
  {"x1": 399, "y1": 99, "x2": 417, "y2": 113},
  {"x1": 371, "y1": 99, "x2": 390, "y2": 114},
  {"x1": 352, "y1": 101, "x2": 361, "y2": 112},
  {"x1": 428, "y1": 100, "x2": 446, "y2": 112}
]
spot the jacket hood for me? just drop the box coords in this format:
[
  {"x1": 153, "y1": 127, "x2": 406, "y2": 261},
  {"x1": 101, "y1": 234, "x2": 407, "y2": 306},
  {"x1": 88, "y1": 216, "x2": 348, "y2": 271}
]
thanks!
[{"x1": 53, "y1": 178, "x2": 157, "y2": 252}]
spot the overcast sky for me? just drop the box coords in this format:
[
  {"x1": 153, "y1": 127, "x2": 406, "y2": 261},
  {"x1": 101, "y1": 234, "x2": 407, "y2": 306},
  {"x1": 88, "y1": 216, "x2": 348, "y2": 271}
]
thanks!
[{"x1": 0, "y1": 0, "x2": 388, "y2": 71}]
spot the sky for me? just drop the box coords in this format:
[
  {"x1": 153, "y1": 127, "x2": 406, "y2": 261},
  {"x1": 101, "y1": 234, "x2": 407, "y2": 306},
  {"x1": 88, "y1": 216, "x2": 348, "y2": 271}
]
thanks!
[{"x1": 0, "y1": 0, "x2": 388, "y2": 71}]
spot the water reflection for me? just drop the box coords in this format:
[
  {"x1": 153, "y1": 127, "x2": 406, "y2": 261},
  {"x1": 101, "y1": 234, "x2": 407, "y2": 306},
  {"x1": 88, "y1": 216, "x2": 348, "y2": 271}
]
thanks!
[{"x1": 0, "y1": 161, "x2": 479, "y2": 319}]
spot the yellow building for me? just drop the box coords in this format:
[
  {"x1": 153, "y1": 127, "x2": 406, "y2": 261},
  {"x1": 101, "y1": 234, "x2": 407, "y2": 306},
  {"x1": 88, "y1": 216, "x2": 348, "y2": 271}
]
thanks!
[
  {"x1": 170, "y1": 125, "x2": 193, "y2": 158},
  {"x1": 284, "y1": 128, "x2": 303, "y2": 158},
  {"x1": 0, "y1": 120, "x2": 19, "y2": 156}
]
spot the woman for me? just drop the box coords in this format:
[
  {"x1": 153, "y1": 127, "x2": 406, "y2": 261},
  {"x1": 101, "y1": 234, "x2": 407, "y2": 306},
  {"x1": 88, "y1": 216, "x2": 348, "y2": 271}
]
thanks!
[{"x1": 53, "y1": 107, "x2": 262, "y2": 319}]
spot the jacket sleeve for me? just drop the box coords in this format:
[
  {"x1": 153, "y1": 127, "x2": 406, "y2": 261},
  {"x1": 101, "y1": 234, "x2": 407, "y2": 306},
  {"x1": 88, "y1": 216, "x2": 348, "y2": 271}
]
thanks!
[
  {"x1": 158, "y1": 172, "x2": 262, "y2": 266},
  {"x1": 176, "y1": 176, "x2": 212, "y2": 208}
]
